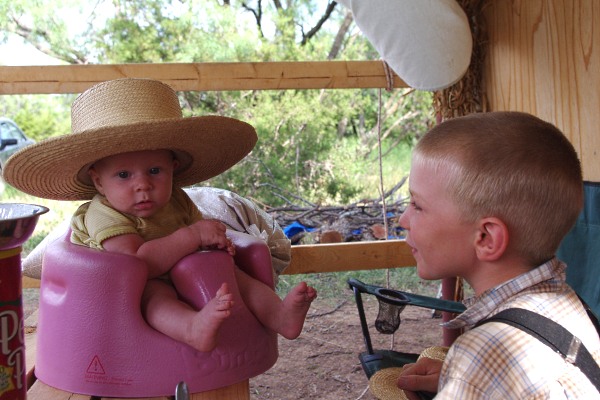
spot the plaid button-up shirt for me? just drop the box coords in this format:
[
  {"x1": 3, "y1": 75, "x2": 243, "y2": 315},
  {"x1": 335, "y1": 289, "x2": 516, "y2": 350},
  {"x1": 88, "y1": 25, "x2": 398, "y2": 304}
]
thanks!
[{"x1": 437, "y1": 258, "x2": 600, "y2": 399}]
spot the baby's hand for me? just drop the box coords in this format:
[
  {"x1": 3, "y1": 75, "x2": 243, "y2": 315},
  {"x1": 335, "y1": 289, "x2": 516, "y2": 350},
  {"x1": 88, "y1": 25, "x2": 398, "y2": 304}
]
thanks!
[{"x1": 189, "y1": 219, "x2": 235, "y2": 256}]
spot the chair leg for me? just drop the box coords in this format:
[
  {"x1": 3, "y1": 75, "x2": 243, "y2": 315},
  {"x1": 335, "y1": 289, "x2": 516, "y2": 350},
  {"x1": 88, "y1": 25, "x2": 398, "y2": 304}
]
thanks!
[{"x1": 352, "y1": 285, "x2": 375, "y2": 355}]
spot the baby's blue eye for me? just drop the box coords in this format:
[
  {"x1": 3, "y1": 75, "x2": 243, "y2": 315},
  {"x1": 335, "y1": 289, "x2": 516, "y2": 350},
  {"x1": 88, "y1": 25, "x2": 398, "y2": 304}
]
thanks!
[
  {"x1": 149, "y1": 167, "x2": 160, "y2": 175},
  {"x1": 118, "y1": 171, "x2": 129, "y2": 179}
]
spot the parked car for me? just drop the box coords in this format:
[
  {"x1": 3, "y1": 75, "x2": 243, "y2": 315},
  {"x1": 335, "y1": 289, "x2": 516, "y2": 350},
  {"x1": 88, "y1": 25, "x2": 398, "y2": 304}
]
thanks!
[{"x1": 0, "y1": 117, "x2": 36, "y2": 177}]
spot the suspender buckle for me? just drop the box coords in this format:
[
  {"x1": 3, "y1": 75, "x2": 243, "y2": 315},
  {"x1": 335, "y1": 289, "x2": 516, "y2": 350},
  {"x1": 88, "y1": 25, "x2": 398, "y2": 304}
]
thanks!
[{"x1": 566, "y1": 336, "x2": 582, "y2": 364}]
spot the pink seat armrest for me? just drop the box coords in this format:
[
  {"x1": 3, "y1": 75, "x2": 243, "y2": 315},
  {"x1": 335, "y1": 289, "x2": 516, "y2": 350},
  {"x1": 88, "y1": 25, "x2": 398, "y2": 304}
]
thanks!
[{"x1": 229, "y1": 230, "x2": 274, "y2": 288}]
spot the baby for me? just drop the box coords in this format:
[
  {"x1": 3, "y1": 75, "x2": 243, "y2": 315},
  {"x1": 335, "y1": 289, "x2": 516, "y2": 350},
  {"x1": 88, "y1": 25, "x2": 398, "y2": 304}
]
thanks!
[{"x1": 3, "y1": 78, "x2": 317, "y2": 352}]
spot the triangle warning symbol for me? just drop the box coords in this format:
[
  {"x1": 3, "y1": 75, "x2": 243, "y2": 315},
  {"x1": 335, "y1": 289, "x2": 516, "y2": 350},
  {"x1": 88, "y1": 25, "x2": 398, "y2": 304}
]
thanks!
[{"x1": 86, "y1": 355, "x2": 106, "y2": 375}]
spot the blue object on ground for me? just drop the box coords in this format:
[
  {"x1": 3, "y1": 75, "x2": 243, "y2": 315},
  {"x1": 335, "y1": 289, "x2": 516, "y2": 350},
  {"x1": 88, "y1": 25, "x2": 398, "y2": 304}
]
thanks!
[{"x1": 283, "y1": 221, "x2": 316, "y2": 238}]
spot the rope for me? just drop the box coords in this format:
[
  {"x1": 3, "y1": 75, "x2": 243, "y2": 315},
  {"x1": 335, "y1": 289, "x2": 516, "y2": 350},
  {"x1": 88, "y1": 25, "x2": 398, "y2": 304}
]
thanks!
[
  {"x1": 381, "y1": 60, "x2": 394, "y2": 92},
  {"x1": 377, "y1": 85, "x2": 394, "y2": 350}
]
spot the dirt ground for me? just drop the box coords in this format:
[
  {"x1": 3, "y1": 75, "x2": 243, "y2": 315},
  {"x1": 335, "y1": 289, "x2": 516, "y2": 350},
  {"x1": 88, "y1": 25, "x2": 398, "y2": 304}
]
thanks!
[
  {"x1": 23, "y1": 288, "x2": 444, "y2": 400},
  {"x1": 249, "y1": 293, "x2": 444, "y2": 400}
]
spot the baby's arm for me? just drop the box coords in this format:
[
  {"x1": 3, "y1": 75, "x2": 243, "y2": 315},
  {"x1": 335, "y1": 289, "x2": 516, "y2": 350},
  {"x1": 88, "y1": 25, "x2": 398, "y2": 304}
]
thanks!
[{"x1": 102, "y1": 219, "x2": 233, "y2": 279}]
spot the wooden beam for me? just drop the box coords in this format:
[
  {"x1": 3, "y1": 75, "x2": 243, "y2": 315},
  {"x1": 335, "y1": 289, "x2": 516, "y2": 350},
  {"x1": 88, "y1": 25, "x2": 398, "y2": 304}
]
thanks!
[
  {"x1": 23, "y1": 275, "x2": 40, "y2": 289},
  {"x1": 0, "y1": 61, "x2": 407, "y2": 94},
  {"x1": 284, "y1": 240, "x2": 415, "y2": 275},
  {"x1": 483, "y1": 0, "x2": 600, "y2": 181},
  {"x1": 25, "y1": 311, "x2": 38, "y2": 390},
  {"x1": 27, "y1": 379, "x2": 250, "y2": 400}
]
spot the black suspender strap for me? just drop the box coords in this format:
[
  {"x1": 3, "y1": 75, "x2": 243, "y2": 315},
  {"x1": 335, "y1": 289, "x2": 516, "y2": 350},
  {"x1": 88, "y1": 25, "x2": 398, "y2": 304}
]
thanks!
[
  {"x1": 578, "y1": 295, "x2": 600, "y2": 336},
  {"x1": 476, "y1": 308, "x2": 600, "y2": 392}
]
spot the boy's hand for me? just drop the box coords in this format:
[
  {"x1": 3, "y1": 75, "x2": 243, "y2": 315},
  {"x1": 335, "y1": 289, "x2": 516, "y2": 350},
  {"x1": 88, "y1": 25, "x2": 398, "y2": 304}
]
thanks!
[
  {"x1": 189, "y1": 219, "x2": 235, "y2": 256},
  {"x1": 396, "y1": 357, "x2": 442, "y2": 400}
]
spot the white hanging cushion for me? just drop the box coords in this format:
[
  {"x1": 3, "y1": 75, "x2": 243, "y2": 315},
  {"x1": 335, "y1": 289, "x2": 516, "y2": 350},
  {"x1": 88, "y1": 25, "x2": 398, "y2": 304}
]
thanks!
[{"x1": 337, "y1": 0, "x2": 473, "y2": 91}]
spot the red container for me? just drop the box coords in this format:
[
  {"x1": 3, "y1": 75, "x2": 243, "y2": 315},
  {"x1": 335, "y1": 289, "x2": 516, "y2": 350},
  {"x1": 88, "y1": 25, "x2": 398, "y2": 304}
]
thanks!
[
  {"x1": 0, "y1": 203, "x2": 48, "y2": 400},
  {"x1": 0, "y1": 247, "x2": 26, "y2": 400}
]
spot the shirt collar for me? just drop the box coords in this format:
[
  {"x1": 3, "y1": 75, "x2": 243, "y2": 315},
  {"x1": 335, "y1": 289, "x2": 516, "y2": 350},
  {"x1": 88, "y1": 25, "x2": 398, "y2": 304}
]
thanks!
[{"x1": 444, "y1": 258, "x2": 566, "y2": 329}]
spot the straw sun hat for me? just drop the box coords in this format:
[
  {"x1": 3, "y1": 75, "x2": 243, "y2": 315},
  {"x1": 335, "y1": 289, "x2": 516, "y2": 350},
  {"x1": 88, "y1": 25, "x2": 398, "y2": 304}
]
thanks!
[
  {"x1": 3, "y1": 78, "x2": 257, "y2": 201},
  {"x1": 368, "y1": 346, "x2": 448, "y2": 400}
]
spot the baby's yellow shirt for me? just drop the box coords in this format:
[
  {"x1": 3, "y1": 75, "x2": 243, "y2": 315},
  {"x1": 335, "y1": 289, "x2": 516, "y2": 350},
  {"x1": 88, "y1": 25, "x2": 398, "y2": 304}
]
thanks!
[{"x1": 70, "y1": 187, "x2": 203, "y2": 250}]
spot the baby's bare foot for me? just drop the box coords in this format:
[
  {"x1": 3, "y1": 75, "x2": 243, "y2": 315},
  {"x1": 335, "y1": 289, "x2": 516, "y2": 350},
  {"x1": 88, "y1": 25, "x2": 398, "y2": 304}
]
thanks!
[
  {"x1": 277, "y1": 281, "x2": 317, "y2": 339},
  {"x1": 186, "y1": 282, "x2": 233, "y2": 352}
]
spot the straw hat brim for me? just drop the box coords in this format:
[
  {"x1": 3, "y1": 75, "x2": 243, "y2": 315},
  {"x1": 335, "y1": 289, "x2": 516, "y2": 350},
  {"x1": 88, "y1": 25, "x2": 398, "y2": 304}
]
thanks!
[
  {"x1": 369, "y1": 367, "x2": 410, "y2": 400},
  {"x1": 3, "y1": 115, "x2": 257, "y2": 200},
  {"x1": 368, "y1": 347, "x2": 448, "y2": 400}
]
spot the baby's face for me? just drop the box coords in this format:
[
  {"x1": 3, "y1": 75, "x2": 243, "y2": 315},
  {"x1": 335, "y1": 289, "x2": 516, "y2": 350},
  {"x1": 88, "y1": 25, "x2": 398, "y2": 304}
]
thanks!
[
  {"x1": 88, "y1": 149, "x2": 177, "y2": 218},
  {"x1": 398, "y1": 158, "x2": 477, "y2": 282}
]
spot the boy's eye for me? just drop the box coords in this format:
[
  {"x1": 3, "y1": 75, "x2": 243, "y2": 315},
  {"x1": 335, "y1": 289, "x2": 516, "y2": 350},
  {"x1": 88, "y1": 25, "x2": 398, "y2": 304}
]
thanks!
[
  {"x1": 410, "y1": 201, "x2": 422, "y2": 211},
  {"x1": 149, "y1": 167, "x2": 161, "y2": 175},
  {"x1": 117, "y1": 171, "x2": 129, "y2": 179}
]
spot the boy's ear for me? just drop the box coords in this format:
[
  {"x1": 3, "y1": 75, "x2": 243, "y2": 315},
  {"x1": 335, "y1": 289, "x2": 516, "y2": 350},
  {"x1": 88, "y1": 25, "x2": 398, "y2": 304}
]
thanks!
[{"x1": 475, "y1": 217, "x2": 508, "y2": 261}]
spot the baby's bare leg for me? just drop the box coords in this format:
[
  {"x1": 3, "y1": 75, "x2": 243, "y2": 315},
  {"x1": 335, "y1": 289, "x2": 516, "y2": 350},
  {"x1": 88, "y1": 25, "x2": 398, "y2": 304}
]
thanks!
[
  {"x1": 235, "y1": 269, "x2": 317, "y2": 339},
  {"x1": 142, "y1": 279, "x2": 233, "y2": 352}
]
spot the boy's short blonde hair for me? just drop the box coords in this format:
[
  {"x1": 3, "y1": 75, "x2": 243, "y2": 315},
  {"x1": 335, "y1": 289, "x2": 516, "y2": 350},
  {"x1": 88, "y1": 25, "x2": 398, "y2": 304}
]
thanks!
[{"x1": 413, "y1": 112, "x2": 583, "y2": 265}]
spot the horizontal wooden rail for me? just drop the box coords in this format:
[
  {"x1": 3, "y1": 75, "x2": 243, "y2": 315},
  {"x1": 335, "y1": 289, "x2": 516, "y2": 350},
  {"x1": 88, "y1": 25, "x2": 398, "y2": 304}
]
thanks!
[
  {"x1": 283, "y1": 240, "x2": 415, "y2": 275},
  {"x1": 0, "y1": 60, "x2": 407, "y2": 94},
  {"x1": 22, "y1": 240, "x2": 415, "y2": 288},
  {"x1": 22, "y1": 276, "x2": 40, "y2": 289}
]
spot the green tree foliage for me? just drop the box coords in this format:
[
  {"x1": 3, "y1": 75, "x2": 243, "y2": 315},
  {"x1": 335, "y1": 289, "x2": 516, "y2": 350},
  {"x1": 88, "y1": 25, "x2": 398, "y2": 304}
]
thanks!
[
  {"x1": 0, "y1": 0, "x2": 434, "y2": 206},
  {"x1": 0, "y1": 95, "x2": 73, "y2": 141},
  {"x1": 0, "y1": 0, "x2": 93, "y2": 64}
]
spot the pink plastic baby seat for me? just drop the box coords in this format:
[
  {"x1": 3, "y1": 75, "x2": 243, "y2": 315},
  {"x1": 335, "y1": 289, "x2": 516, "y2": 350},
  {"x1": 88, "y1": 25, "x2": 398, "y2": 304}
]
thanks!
[{"x1": 35, "y1": 229, "x2": 278, "y2": 397}]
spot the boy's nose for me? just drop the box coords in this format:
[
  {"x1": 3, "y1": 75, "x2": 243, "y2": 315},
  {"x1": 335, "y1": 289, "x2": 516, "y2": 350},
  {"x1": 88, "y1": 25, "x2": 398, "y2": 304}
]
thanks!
[{"x1": 398, "y1": 212, "x2": 409, "y2": 230}]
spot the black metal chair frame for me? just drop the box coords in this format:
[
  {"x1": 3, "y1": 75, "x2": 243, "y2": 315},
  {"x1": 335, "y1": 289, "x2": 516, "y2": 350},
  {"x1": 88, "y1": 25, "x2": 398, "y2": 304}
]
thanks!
[{"x1": 348, "y1": 278, "x2": 465, "y2": 379}]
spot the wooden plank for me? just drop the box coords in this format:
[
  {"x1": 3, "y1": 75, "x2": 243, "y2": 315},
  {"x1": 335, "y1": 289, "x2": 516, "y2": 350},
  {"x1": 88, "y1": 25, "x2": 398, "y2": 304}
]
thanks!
[
  {"x1": 107, "y1": 396, "x2": 169, "y2": 400},
  {"x1": 25, "y1": 310, "x2": 38, "y2": 390},
  {"x1": 102, "y1": 394, "x2": 170, "y2": 400},
  {"x1": 26, "y1": 380, "x2": 248, "y2": 399},
  {"x1": 115, "y1": 394, "x2": 168, "y2": 400},
  {"x1": 483, "y1": 0, "x2": 600, "y2": 181},
  {"x1": 284, "y1": 240, "x2": 415, "y2": 275},
  {"x1": 189, "y1": 380, "x2": 249, "y2": 400},
  {"x1": 28, "y1": 380, "x2": 90, "y2": 400},
  {"x1": 0, "y1": 61, "x2": 407, "y2": 94},
  {"x1": 23, "y1": 275, "x2": 40, "y2": 289}
]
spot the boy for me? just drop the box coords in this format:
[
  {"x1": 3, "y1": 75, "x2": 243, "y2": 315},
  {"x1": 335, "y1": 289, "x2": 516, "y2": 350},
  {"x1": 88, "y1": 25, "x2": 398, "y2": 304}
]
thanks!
[
  {"x1": 3, "y1": 78, "x2": 317, "y2": 352},
  {"x1": 395, "y1": 112, "x2": 600, "y2": 398}
]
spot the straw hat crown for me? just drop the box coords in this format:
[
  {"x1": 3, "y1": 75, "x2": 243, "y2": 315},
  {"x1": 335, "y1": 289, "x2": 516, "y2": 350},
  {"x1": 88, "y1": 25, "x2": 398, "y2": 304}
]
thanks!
[
  {"x1": 3, "y1": 78, "x2": 257, "y2": 200},
  {"x1": 71, "y1": 78, "x2": 183, "y2": 133}
]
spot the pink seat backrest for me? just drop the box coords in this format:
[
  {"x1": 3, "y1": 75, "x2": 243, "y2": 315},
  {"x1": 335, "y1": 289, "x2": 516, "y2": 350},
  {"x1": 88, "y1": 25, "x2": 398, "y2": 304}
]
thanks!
[{"x1": 35, "y1": 230, "x2": 278, "y2": 397}]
